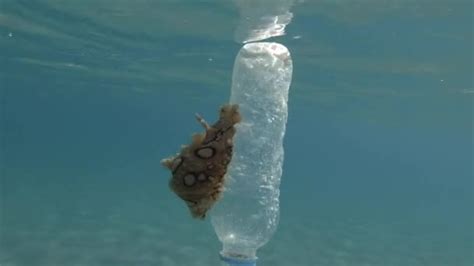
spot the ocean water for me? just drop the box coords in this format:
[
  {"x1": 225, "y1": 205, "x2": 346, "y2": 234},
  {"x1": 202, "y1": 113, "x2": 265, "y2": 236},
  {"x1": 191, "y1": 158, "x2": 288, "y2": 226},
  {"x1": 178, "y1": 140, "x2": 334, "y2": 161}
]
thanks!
[{"x1": 0, "y1": 1, "x2": 473, "y2": 266}]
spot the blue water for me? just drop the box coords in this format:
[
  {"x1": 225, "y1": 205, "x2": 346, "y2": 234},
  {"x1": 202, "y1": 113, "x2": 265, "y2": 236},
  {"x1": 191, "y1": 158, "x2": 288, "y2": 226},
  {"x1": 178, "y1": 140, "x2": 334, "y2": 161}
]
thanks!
[{"x1": 1, "y1": 1, "x2": 473, "y2": 265}]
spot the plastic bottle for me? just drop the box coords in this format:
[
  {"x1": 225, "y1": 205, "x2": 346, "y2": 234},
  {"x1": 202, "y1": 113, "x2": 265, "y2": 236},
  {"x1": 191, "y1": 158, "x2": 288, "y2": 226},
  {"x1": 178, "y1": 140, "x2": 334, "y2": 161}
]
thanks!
[{"x1": 211, "y1": 42, "x2": 293, "y2": 265}]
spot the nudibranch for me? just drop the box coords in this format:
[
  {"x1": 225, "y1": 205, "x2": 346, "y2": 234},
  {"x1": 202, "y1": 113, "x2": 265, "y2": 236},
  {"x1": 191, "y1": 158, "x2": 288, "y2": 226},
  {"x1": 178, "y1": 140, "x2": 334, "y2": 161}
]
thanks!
[{"x1": 161, "y1": 104, "x2": 241, "y2": 219}]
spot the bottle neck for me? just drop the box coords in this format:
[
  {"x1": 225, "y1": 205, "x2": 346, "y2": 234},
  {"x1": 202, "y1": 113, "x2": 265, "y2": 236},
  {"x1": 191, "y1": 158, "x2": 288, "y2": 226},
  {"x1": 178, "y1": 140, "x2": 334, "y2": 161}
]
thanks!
[{"x1": 220, "y1": 253, "x2": 257, "y2": 266}]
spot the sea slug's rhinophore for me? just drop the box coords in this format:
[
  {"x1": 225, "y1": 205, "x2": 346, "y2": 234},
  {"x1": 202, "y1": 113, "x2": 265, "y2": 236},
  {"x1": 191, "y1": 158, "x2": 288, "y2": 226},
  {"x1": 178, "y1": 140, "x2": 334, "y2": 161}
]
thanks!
[{"x1": 161, "y1": 104, "x2": 241, "y2": 219}]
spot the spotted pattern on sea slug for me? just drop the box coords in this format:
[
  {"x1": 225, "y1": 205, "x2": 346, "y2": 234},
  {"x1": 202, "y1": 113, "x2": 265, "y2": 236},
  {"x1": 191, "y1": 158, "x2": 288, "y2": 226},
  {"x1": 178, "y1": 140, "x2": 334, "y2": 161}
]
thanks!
[{"x1": 161, "y1": 104, "x2": 241, "y2": 219}]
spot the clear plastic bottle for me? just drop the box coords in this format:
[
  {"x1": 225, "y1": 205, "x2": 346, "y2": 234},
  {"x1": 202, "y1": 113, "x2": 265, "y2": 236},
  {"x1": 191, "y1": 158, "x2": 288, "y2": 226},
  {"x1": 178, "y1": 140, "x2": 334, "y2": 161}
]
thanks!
[{"x1": 211, "y1": 42, "x2": 293, "y2": 265}]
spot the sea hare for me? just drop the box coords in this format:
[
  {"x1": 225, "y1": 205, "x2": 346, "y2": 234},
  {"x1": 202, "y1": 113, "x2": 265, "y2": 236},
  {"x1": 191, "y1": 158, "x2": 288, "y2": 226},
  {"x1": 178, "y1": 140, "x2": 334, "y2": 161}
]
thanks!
[{"x1": 161, "y1": 104, "x2": 241, "y2": 219}]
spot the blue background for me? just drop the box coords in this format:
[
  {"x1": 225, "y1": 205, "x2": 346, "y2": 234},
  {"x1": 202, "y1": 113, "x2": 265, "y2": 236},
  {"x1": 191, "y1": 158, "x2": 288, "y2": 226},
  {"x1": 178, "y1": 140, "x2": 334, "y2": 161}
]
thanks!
[{"x1": 1, "y1": 0, "x2": 472, "y2": 265}]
